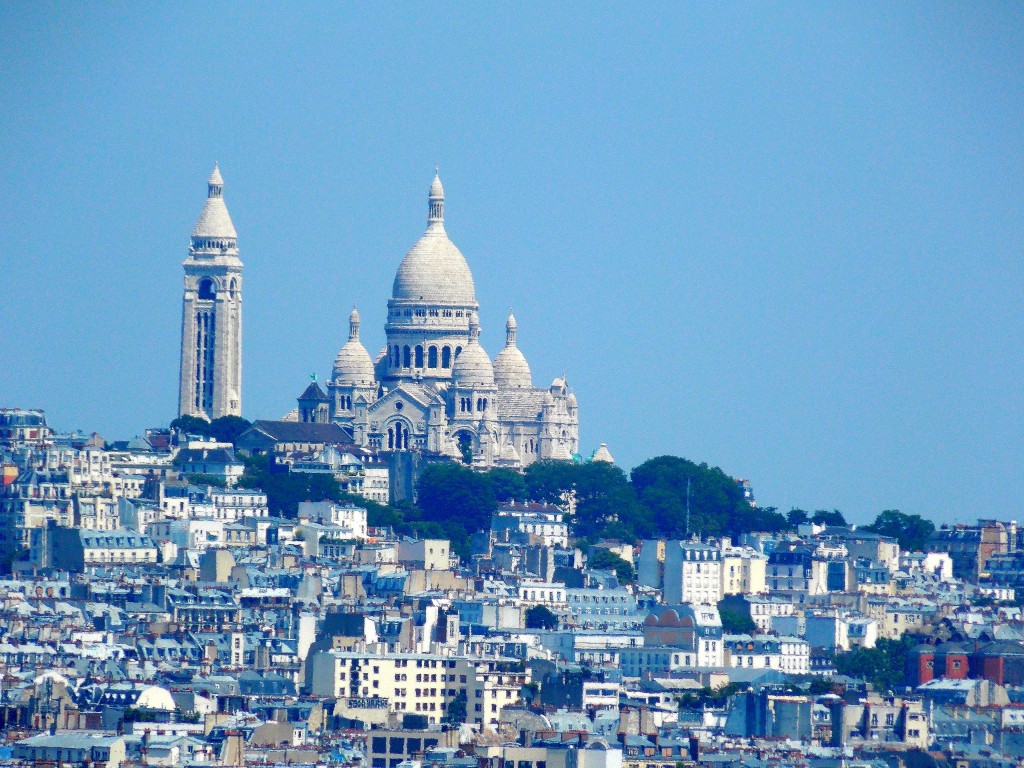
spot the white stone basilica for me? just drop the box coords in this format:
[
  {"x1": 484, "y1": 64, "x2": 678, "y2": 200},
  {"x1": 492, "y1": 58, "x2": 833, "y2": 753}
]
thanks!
[{"x1": 302, "y1": 174, "x2": 580, "y2": 469}]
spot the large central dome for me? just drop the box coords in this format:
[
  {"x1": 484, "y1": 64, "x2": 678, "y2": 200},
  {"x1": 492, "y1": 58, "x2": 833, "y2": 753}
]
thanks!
[{"x1": 391, "y1": 174, "x2": 476, "y2": 305}]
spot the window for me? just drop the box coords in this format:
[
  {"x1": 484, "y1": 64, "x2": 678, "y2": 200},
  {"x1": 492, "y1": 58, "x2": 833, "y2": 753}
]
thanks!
[
  {"x1": 415, "y1": 345, "x2": 424, "y2": 367},
  {"x1": 428, "y1": 346, "x2": 438, "y2": 368}
]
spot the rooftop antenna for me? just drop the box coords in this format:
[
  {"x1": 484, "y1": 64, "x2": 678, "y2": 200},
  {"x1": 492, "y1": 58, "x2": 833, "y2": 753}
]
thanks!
[{"x1": 686, "y1": 477, "x2": 691, "y2": 538}]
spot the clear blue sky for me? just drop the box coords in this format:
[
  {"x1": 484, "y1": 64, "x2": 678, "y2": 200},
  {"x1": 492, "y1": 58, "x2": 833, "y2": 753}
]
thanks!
[{"x1": 2, "y1": 4, "x2": 1021, "y2": 525}]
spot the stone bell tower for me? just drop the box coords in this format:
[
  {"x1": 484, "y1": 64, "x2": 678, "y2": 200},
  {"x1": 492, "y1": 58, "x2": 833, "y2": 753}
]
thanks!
[{"x1": 177, "y1": 164, "x2": 243, "y2": 420}]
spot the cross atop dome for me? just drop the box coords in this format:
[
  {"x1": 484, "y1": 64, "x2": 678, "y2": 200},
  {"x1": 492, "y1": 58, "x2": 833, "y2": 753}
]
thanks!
[{"x1": 428, "y1": 171, "x2": 444, "y2": 224}]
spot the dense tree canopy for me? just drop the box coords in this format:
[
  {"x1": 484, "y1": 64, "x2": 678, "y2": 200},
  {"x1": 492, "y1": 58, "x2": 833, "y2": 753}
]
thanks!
[
  {"x1": 237, "y1": 454, "x2": 344, "y2": 517},
  {"x1": 229, "y1": 448, "x2": 920, "y2": 567},
  {"x1": 487, "y1": 467, "x2": 528, "y2": 503},
  {"x1": 717, "y1": 602, "x2": 756, "y2": 634},
  {"x1": 863, "y1": 509, "x2": 935, "y2": 552},
  {"x1": 525, "y1": 605, "x2": 559, "y2": 630},
  {"x1": 631, "y1": 456, "x2": 788, "y2": 539},
  {"x1": 787, "y1": 509, "x2": 810, "y2": 527},
  {"x1": 169, "y1": 415, "x2": 251, "y2": 446},
  {"x1": 525, "y1": 460, "x2": 641, "y2": 540},
  {"x1": 834, "y1": 636, "x2": 916, "y2": 691},
  {"x1": 415, "y1": 463, "x2": 497, "y2": 557},
  {"x1": 811, "y1": 509, "x2": 847, "y2": 527}
]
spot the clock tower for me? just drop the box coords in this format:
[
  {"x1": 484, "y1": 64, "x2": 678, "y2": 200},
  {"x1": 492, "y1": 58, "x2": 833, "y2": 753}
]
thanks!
[{"x1": 177, "y1": 164, "x2": 243, "y2": 420}]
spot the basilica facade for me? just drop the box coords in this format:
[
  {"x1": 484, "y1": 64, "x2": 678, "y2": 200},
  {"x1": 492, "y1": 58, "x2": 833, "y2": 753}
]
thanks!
[{"x1": 303, "y1": 174, "x2": 579, "y2": 469}]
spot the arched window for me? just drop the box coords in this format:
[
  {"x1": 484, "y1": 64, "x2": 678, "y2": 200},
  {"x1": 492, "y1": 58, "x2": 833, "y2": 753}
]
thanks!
[
  {"x1": 387, "y1": 427, "x2": 395, "y2": 450},
  {"x1": 455, "y1": 346, "x2": 462, "y2": 359},
  {"x1": 442, "y1": 346, "x2": 451, "y2": 368},
  {"x1": 198, "y1": 278, "x2": 215, "y2": 300},
  {"x1": 228, "y1": 279, "x2": 236, "y2": 298},
  {"x1": 403, "y1": 346, "x2": 411, "y2": 368},
  {"x1": 415, "y1": 345, "x2": 424, "y2": 368},
  {"x1": 393, "y1": 346, "x2": 400, "y2": 366},
  {"x1": 428, "y1": 346, "x2": 438, "y2": 368}
]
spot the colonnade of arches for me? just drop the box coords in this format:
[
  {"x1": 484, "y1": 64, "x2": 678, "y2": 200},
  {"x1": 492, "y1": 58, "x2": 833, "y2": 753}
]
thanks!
[{"x1": 391, "y1": 343, "x2": 462, "y2": 371}]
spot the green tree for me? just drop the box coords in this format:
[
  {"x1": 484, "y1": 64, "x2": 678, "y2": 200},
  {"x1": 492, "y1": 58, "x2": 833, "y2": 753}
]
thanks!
[
  {"x1": 237, "y1": 454, "x2": 345, "y2": 517},
  {"x1": 631, "y1": 456, "x2": 754, "y2": 539},
  {"x1": 524, "y1": 460, "x2": 579, "y2": 504},
  {"x1": 416, "y1": 462, "x2": 497, "y2": 558},
  {"x1": 811, "y1": 510, "x2": 847, "y2": 527},
  {"x1": 717, "y1": 600, "x2": 756, "y2": 634},
  {"x1": 525, "y1": 604, "x2": 559, "y2": 630},
  {"x1": 170, "y1": 415, "x2": 211, "y2": 436},
  {"x1": 589, "y1": 549, "x2": 636, "y2": 583},
  {"x1": 442, "y1": 691, "x2": 467, "y2": 725},
  {"x1": 863, "y1": 509, "x2": 935, "y2": 553},
  {"x1": 208, "y1": 415, "x2": 251, "y2": 445},
  {"x1": 808, "y1": 677, "x2": 838, "y2": 695},
  {"x1": 486, "y1": 467, "x2": 527, "y2": 503},
  {"x1": 524, "y1": 460, "x2": 642, "y2": 541},
  {"x1": 183, "y1": 474, "x2": 229, "y2": 488},
  {"x1": 744, "y1": 506, "x2": 790, "y2": 534},
  {"x1": 787, "y1": 509, "x2": 810, "y2": 527},
  {"x1": 833, "y1": 636, "x2": 915, "y2": 691}
]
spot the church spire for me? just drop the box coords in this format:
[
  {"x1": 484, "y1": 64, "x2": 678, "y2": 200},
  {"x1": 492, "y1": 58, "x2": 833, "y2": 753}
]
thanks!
[
  {"x1": 349, "y1": 306, "x2": 361, "y2": 341},
  {"x1": 428, "y1": 171, "x2": 444, "y2": 224}
]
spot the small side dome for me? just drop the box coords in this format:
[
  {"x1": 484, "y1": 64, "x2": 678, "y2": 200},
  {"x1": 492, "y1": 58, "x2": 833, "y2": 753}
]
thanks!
[
  {"x1": 494, "y1": 311, "x2": 531, "y2": 388},
  {"x1": 452, "y1": 314, "x2": 494, "y2": 388},
  {"x1": 591, "y1": 443, "x2": 614, "y2": 464},
  {"x1": 333, "y1": 307, "x2": 376, "y2": 385}
]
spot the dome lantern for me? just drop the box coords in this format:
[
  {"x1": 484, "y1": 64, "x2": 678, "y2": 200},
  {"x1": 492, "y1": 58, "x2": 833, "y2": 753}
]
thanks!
[
  {"x1": 349, "y1": 307, "x2": 361, "y2": 341},
  {"x1": 428, "y1": 171, "x2": 444, "y2": 224},
  {"x1": 208, "y1": 163, "x2": 224, "y2": 198}
]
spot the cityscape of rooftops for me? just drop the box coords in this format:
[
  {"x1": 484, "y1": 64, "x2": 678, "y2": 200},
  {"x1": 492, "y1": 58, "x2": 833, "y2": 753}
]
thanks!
[{"x1": 0, "y1": 6, "x2": 1021, "y2": 768}]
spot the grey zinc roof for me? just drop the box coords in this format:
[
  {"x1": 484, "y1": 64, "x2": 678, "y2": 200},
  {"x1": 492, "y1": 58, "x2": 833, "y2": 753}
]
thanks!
[
  {"x1": 496, "y1": 390, "x2": 546, "y2": 421},
  {"x1": 247, "y1": 420, "x2": 353, "y2": 443}
]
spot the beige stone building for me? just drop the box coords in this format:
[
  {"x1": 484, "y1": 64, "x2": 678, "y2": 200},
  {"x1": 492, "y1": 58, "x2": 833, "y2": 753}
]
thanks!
[{"x1": 305, "y1": 650, "x2": 527, "y2": 728}]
